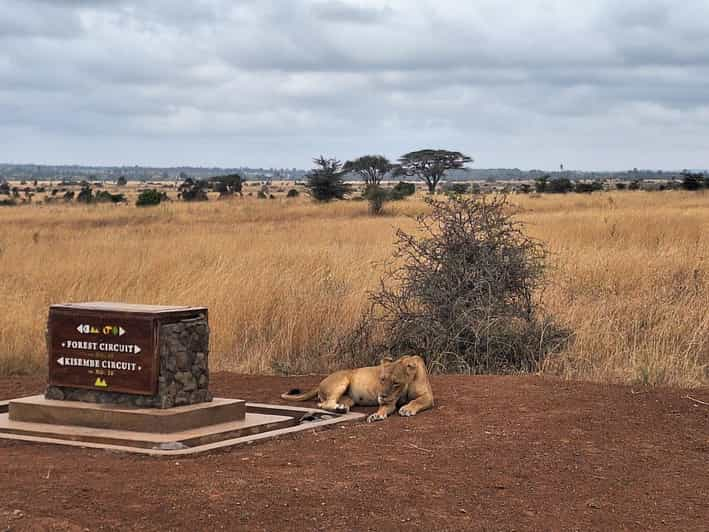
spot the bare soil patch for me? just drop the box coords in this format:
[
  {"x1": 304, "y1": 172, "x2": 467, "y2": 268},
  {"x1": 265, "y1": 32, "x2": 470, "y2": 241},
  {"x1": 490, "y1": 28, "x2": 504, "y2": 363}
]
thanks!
[{"x1": 1, "y1": 374, "x2": 707, "y2": 531}]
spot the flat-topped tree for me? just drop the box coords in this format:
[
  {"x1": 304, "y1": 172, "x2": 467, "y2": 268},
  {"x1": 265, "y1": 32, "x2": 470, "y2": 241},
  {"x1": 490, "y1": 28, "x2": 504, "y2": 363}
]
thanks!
[
  {"x1": 343, "y1": 155, "x2": 393, "y2": 186},
  {"x1": 396, "y1": 149, "x2": 473, "y2": 194}
]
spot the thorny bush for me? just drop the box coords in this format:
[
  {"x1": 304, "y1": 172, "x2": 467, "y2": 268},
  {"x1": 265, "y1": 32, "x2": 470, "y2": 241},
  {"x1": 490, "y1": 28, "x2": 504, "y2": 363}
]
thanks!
[{"x1": 340, "y1": 195, "x2": 568, "y2": 374}]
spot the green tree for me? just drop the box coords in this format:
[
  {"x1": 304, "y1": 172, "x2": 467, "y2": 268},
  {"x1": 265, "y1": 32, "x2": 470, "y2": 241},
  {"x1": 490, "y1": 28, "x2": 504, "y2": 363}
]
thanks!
[
  {"x1": 77, "y1": 185, "x2": 93, "y2": 203},
  {"x1": 681, "y1": 171, "x2": 705, "y2": 191},
  {"x1": 443, "y1": 182, "x2": 469, "y2": 195},
  {"x1": 136, "y1": 189, "x2": 165, "y2": 207},
  {"x1": 573, "y1": 182, "x2": 595, "y2": 193},
  {"x1": 363, "y1": 184, "x2": 389, "y2": 215},
  {"x1": 548, "y1": 177, "x2": 573, "y2": 193},
  {"x1": 343, "y1": 155, "x2": 393, "y2": 186},
  {"x1": 394, "y1": 149, "x2": 472, "y2": 194},
  {"x1": 96, "y1": 191, "x2": 126, "y2": 203},
  {"x1": 391, "y1": 181, "x2": 416, "y2": 198},
  {"x1": 178, "y1": 178, "x2": 208, "y2": 201},
  {"x1": 534, "y1": 175, "x2": 549, "y2": 193},
  {"x1": 212, "y1": 173, "x2": 243, "y2": 197},
  {"x1": 304, "y1": 156, "x2": 351, "y2": 201}
]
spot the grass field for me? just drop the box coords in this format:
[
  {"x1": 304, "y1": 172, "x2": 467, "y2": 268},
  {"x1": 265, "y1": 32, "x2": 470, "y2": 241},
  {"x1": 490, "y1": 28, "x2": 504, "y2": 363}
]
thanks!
[{"x1": 1, "y1": 189, "x2": 707, "y2": 387}]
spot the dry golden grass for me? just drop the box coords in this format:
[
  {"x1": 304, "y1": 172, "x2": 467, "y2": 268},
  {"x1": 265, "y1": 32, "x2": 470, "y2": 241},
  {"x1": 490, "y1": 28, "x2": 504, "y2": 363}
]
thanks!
[{"x1": 1, "y1": 191, "x2": 707, "y2": 387}]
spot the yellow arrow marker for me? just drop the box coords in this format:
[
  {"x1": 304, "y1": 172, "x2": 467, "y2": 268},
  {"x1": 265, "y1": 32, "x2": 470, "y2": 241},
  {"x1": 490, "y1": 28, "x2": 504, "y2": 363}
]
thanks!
[{"x1": 94, "y1": 377, "x2": 108, "y2": 388}]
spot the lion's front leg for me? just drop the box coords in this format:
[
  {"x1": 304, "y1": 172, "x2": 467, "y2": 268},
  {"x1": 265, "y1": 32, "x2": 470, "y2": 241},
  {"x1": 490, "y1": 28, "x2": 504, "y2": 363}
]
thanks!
[
  {"x1": 398, "y1": 394, "x2": 433, "y2": 417},
  {"x1": 366, "y1": 402, "x2": 396, "y2": 423}
]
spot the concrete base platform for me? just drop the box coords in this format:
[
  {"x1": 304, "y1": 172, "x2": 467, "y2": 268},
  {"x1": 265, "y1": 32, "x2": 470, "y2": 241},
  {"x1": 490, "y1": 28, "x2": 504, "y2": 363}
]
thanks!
[
  {"x1": 9, "y1": 395, "x2": 246, "y2": 433},
  {"x1": 0, "y1": 398, "x2": 365, "y2": 456}
]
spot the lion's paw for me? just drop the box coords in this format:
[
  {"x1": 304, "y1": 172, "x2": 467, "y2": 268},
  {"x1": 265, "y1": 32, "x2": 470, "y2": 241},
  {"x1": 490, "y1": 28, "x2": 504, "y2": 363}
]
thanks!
[
  {"x1": 366, "y1": 413, "x2": 386, "y2": 423},
  {"x1": 398, "y1": 406, "x2": 416, "y2": 417}
]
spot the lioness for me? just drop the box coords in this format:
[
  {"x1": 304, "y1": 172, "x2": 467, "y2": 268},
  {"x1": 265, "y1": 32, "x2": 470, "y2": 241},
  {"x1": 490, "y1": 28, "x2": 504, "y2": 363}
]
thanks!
[{"x1": 281, "y1": 355, "x2": 434, "y2": 423}]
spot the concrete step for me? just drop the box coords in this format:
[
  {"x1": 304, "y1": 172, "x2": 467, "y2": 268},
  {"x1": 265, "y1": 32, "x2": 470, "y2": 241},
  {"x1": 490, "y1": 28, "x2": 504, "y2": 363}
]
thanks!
[{"x1": 8, "y1": 395, "x2": 246, "y2": 433}]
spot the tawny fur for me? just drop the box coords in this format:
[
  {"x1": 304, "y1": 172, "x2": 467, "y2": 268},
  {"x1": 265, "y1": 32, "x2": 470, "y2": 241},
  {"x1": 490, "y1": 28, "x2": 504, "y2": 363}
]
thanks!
[{"x1": 281, "y1": 355, "x2": 434, "y2": 422}]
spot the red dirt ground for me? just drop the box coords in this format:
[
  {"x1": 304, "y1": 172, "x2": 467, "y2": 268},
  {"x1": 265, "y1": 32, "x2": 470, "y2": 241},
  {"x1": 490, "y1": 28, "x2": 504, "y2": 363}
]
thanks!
[{"x1": 1, "y1": 373, "x2": 707, "y2": 532}]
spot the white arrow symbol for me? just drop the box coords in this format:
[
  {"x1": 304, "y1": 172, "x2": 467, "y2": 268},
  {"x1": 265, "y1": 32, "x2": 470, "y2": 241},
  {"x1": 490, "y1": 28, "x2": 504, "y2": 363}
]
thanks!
[
  {"x1": 76, "y1": 324, "x2": 84, "y2": 333},
  {"x1": 134, "y1": 345, "x2": 141, "y2": 354},
  {"x1": 57, "y1": 357, "x2": 65, "y2": 366},
  {"x1": 119, "y1": 327, "x2": 126, "y2": 336}
]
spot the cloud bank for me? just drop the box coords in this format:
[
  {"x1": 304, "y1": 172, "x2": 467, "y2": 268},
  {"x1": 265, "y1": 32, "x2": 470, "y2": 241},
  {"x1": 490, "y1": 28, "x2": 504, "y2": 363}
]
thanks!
[{"x1": 1, "y1": 0, "x2": 708, "y2": 169}]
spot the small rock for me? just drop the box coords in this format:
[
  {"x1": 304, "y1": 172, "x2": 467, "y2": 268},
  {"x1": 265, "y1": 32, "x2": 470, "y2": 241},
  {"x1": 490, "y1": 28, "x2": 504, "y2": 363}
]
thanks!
[
  {"x1": 191, "y1": 389, "x2": 210, "y2": 403},
  {"x1": 182, "y1": 373, "x2": 197, "y2": 392},
  {"x1": 586, "y1": 499, "x2": 601, "y2": 509},
  {"x1": 176, "y1": 351, "x2": 190, "y2": 371},
  {"x1": 174, "y1": 392, "x2": 189, "y2": 406},
  {"x1": 191, "y1": 364, "x2": 203, "y2": 378},
  {"x1": 45, "y1": 387, "x2": 64, "y2": 401},
  {"x1": 159, "y1": 395, "x2": 175, "y2": 409}
]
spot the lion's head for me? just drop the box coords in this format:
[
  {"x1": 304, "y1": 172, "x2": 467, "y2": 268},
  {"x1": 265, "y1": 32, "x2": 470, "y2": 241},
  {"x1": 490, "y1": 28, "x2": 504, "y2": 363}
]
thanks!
[{"x1": 377, "y1": 356, "x2": 418, "y2": 405}]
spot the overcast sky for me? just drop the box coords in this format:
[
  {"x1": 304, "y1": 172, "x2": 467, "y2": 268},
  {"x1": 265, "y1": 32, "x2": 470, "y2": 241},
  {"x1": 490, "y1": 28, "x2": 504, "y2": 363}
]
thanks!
[{"x1": 1, "y1": 0, "x2": 708, "y2": 170}]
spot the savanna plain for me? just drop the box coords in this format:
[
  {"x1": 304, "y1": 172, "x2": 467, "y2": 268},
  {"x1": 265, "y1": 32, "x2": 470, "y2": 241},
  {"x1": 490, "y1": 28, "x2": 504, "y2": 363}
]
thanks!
[{"x1": 1, "y1": 187, "x2": 708, "y2": 388}]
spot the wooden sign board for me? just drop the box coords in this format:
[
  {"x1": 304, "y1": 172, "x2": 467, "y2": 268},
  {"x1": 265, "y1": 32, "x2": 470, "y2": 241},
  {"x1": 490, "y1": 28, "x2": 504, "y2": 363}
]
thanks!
[{"x1": 47, "y1": 302, "x2": 206, "y2": 396}]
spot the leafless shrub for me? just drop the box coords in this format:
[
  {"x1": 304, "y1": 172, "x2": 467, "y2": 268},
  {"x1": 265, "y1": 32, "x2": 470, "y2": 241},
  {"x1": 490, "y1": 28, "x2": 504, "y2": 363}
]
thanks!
[
  {"x1": 333, "y1": 309, "x2": 388, "y2": 369},
  {"x1": 363, "y1": 194, "x2": 568, "y2": 374}
]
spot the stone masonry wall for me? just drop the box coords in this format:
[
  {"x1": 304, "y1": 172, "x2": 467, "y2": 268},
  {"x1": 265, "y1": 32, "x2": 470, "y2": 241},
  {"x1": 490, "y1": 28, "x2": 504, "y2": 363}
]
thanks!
[{"x1": 45, "y1": 315, "x2": 211, "y2": 409}]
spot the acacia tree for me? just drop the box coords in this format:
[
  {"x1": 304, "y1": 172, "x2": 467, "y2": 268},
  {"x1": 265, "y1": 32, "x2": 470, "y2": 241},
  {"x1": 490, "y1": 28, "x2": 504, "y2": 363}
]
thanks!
[
  {"x1": 395, "y1": 149, "x2": 472, "y2": 194},
  {"x1": 304, "y1": 156, "x2": 351, "y2": 201},
  {"x1": 343, "y1": 155, "x2": 393, "y2": 186}
]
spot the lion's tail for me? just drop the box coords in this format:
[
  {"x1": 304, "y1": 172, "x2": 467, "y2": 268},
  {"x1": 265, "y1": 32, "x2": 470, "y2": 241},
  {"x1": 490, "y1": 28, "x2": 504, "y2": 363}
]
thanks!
[{"x1": 281, "y1": 386, "x2": 319, "y2": 402}]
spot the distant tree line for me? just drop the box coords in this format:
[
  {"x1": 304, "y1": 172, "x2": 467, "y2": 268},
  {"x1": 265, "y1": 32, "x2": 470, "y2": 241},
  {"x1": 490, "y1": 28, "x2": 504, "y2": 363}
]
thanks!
[
  {"x1": 528, "y1": 170, "x2": 708, "y2": 194},
  {"x1": 3, "y1": 157, "x2": 707, "y2": 210}
]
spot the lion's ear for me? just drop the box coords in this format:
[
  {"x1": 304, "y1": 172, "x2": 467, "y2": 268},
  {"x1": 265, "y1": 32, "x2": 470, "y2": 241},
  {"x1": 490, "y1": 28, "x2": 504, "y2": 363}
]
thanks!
[
  {"x1": 405, "y1": 361, "x2": 418, "y2": 375},
  {"x1": 380, "y1": 356, "x2": 394, "y2": 365}
]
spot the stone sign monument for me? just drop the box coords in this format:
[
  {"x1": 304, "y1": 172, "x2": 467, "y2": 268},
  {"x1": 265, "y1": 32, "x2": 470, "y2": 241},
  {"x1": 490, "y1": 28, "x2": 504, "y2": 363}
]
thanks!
[
  {"x1": 45, "y1": 302, "x2": 211, "y2": 408},
  {"x1": 0, "y1": 301, "x2": 364, "y2": 455}
]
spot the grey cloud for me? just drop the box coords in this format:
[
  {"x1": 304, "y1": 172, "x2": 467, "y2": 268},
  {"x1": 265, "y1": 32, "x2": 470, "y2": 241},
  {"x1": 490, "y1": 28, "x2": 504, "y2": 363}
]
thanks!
[
  {"x1": 310, "y1": 1, "x2": 392, "y2": 24},
  {"x1": 1, "y1": 0, "x2": 708, "y2": 169},
  {"x1": 0, "y1": 1, "x2": 83, "y2": 39},
  {"x1": 614, "y1": 2, "x2": 670, "y2": 29}
]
